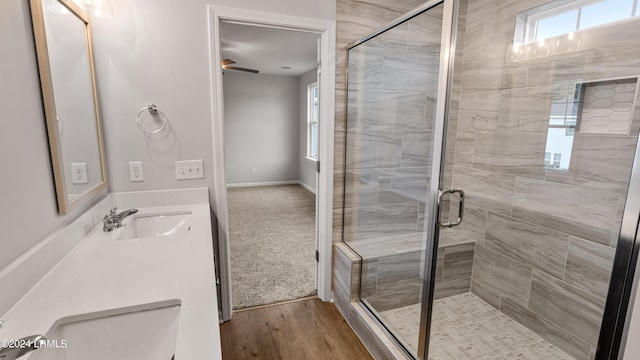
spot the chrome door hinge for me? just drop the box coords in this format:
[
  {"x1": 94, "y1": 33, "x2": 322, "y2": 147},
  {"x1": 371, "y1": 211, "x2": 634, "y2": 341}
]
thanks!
[
  {"x1": 316, "y1": 160, "x2": 320, "y2": 173},
  {"x1": 315, "y1": 250, "x2": 319, "y2": 262}
]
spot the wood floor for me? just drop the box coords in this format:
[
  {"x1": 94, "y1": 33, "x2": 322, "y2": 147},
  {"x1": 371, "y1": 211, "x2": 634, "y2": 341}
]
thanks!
[{"x1": 220, "y1": 298, "x2": 373, "y2": 360}]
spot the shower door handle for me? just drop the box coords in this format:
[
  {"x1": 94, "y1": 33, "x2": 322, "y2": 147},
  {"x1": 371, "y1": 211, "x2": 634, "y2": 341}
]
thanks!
[{"x1": 437, "y1": 188, "x2": 465, "y2": 228}]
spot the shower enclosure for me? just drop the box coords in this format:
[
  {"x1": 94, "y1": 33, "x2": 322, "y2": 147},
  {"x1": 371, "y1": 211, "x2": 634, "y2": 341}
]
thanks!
[{"x1": 342, "y1": 0, "x2": 640, "y2": 359}]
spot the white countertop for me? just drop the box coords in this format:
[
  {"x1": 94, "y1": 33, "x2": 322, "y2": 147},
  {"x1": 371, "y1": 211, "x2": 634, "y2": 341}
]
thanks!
[{"x1": 0, "y1": 203, "x2": 221, "y2": 359}]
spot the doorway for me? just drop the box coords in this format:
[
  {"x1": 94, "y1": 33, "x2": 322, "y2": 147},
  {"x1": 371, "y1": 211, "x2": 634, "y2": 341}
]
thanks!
[
  {"x1": 221, "y1": 22, "x2": 320, "y2": 309},
  {"x1": 207, "y1": 7, "x2": 335, "y2": 321}
]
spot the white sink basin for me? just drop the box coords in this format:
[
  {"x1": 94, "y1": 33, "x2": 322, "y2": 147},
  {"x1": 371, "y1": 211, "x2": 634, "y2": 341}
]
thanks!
[
  {"x1": 28, "y1": 300, "x2": 181, "y2": 360},
  {"x1": 116, "y1": 212, "x2": 191, "y2": 240}
]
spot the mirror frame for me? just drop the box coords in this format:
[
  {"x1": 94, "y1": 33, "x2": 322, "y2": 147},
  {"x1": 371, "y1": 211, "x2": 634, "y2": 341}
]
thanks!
[{"x1": 30, "y1": 0, "x2": 108, "y2": 214}]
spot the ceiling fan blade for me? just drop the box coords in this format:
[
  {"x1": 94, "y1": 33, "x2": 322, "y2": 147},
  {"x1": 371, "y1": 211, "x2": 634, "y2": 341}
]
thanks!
[
  {"x1": 221, "y1": 58, "x2": 236, "y2": 65},
  {"x1": 222, "y1": 65, "x2": 259, "y2": 74}
]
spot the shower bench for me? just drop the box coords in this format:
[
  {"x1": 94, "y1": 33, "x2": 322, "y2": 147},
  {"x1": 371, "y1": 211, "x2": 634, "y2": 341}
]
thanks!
[{"x1": 335, "y1": 230, "x2": 475, "y2": 313}]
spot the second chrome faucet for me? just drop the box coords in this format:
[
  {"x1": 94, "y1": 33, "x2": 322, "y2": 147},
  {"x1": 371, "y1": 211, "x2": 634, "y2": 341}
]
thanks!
[{"x1": 103, "y1": 207, "x2": 138, "y2": 232}]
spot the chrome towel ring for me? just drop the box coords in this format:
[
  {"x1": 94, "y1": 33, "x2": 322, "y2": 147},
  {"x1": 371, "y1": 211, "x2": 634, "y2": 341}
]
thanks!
[{"x1": 136, "y1": 104, "x2": 167, "y2": 134}]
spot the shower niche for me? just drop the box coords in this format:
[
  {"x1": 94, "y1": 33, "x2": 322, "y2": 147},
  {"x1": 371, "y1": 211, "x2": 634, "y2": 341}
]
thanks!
[{"x1": 578, "y1": 79, "x2": 637, "y2": 135}]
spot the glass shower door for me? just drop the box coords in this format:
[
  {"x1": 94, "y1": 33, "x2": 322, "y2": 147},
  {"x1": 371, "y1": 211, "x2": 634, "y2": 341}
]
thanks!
[
  {"x1": 344, "y1": 0, "x2": 640, "y2": 359},
  {"x1": 422, "y1": 0, "x2": 640, "y2": 357},
  {"x1": 342, "y1": 1, "x2": 455, "y2": 358}
]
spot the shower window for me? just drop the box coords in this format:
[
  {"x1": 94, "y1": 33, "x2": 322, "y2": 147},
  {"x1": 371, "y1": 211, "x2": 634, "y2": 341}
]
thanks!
[{"x1": 515, "y1": 0, "x2": 640, "y2": 45}]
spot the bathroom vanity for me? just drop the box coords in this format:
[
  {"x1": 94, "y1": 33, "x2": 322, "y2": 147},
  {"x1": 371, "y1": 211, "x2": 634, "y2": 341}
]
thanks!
[{"x1": 0, "y1": 189, "x2": 221, "y2": 359}]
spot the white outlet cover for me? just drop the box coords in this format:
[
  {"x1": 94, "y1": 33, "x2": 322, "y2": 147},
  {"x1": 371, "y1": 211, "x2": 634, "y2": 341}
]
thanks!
[
  {"x1": 128, "y1": 161, "x2": 144, "y2": 182},
  {"x1": 71, "y1": 163, "x2": 88, "y2": 184}
]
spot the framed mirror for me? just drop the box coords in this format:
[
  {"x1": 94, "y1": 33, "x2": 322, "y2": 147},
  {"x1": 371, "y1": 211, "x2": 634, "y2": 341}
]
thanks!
[{"x1": 30, "y1": 0, "x2": 107, "y2": 214}]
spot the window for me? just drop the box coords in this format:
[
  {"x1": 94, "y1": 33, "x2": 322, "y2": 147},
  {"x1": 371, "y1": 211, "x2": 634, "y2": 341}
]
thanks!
[
  {"x1": 307, "y1": 83, "x2": 319, "y2": 160},
  {"x1": 515, "y1": 0, "x2": 639, "y2": 45}
]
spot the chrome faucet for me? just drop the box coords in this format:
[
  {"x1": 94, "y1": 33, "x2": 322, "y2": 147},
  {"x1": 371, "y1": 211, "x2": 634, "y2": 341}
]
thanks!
[
  {"x1": 103, "y1": 207, "x2": 139, "y2": 232},
  {"x1": 0, "y1": 334, "x2": 46, "y2": 359}
]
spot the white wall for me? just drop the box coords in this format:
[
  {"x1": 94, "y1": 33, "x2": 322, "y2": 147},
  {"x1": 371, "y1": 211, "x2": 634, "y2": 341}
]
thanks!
[
  {"x1": 0, "y1": 0, "x2": 106, "y2": 271},
  {"x1": 223, "y1": 72, "x2": 300, "y2": 184},
  {"x1": 90, "y1": 1, "x2": 211, "y2": 193},
  {"x1": 299, "y1": 69, "x2": 317, "y2": 191},
  {"x1": 90, "y1": 0, "x2": 334, "y2": 195}
]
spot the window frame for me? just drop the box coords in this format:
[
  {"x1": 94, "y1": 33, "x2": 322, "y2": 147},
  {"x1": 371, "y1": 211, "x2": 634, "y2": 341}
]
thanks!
[
  {"x1": 515, "y1": 0, "x2": 640, "y2": 46},
  {"x1": 306, "y1": 82, "x2": 319, "y2": 161}
]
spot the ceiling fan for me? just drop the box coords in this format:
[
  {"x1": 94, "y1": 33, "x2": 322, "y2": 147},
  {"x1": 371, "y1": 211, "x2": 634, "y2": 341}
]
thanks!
[{"x1": 221, "y1": 59, "x2": 259, "y2": 74}]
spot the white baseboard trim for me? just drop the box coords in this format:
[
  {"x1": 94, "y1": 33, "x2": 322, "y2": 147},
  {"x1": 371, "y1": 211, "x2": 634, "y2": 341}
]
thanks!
[
  {"x1": 226, "y1": 180, "x2": 300, "y2": 188},
  {"x1": 226, "y1": 180, "x2": 317, "y2": 195},
  {"x1": 298, "y1": 181, "x2": 317, "y2": 195}
]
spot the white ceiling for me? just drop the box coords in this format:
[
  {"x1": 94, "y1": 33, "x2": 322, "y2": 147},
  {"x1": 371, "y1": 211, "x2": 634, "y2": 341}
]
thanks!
[{"x1": 219, "y1": 22, "x2": 319, "y2": 76}]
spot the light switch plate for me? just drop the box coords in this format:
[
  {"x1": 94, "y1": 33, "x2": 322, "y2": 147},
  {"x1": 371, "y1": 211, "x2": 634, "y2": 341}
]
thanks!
[
  {"x1": 71, "y1": 163, "x2": 88, "y2": 184},
  {"x1": 175, "y1": 160, "x2": 204, "y2": 180},
  {"x1": 128, "y1": 161, "x2": 144, "y2": 182}
]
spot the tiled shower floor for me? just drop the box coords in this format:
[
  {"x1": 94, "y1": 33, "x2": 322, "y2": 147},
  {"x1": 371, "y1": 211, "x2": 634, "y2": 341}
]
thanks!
[{"x1": 378, "y1": 293, "x2": 575, "y2": 360}]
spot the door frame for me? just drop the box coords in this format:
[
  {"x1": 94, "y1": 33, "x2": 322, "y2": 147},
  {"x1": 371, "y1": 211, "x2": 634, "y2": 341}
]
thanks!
[
  {"x1": 598, "y1": 77, "x2": 640, "y2": 359},
  {"x1": 207, "y1": 5, "x2": 336, "y2": 321}
]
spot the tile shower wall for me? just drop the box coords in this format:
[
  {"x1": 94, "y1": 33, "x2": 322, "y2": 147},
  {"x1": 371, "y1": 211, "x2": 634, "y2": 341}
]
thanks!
[
  {"x1": 446, "y1": 0, "x2": 640, "y2": 358},
  {"x1": 334, "y1": 0, "x2": 427, "y2": 244}
]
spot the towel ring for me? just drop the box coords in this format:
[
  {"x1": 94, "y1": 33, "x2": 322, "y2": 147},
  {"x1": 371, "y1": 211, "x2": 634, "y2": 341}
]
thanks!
[{"x1": 136, "y1": 104, "x2": 167, "y2": 134}]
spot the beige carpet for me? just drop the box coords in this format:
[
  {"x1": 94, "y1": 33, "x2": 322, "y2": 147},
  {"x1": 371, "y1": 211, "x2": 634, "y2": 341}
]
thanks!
[{"x1": 227, "y1": 185, "x2": 317, "y2": 309}]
